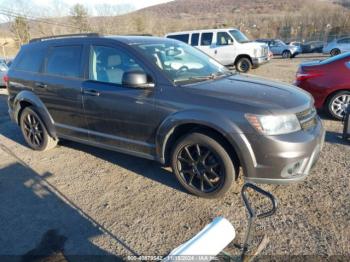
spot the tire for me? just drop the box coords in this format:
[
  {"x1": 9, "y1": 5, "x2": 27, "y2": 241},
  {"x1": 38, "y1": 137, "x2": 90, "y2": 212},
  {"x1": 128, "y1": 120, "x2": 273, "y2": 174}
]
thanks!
[
  {"x1": 326, "y1": 91, "x2": 350, "y2": 120},
  {"x1": 235, "y1": 57, "x2": 252, "y2": 73},
  {"x1": 171, "y1": 132, "x2": 236, "y2": 198},
  {"x1": 19, "y1": 106, "x2": 58, "y2": 151},
  {"x1": 282, "y1": 50, "x2": 291, "y2": 59},
  {"x1": 330, "y1": 48, "x2": 341, "y2": 57}
]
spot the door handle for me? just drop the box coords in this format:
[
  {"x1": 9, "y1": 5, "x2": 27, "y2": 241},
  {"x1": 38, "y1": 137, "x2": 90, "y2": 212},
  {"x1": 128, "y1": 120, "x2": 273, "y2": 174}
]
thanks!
[
  {"x1": 214, "y1": 49, "x2": 218, "y2": 54},
  {"x1": 35, "y1": 82, "x2": 47, "y2": 88},
  {"x1": 83, "y1": 89, "x2": 100, "y2": 96}
]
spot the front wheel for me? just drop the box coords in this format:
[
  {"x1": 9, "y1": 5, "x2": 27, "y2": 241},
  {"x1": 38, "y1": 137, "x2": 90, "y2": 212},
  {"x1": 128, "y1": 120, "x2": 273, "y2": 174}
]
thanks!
[
  {"x1": 20, "y1": 107, "x2": 58, "y2": 151},
  {"x1": 327, "y1": 91, "x2": 350, "y2": 120},
  {"x1": 171, "y1": 132, "x2": 236, "y2": 198},
  {"x1": 282, "y1": 50, "x2": 291, "y2": 59},
  {"x1": 235, "y1": 57, "x2": 252, "y2": 73}
]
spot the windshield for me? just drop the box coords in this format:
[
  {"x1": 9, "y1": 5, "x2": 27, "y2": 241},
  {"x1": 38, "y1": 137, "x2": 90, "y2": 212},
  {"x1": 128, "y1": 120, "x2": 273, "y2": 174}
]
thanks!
[
  {"x1": 229, "y1": 30, "x2": 250, "y2": 43},
  {"x1": 133, "y1": 40, "x2": 231, "y2": 84}
]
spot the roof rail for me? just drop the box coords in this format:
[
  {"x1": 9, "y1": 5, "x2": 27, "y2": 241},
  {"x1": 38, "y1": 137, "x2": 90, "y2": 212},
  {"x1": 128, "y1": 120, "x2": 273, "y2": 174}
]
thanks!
[{"x1": 29, "y1": 33, "x2": 100, "y2": 43}]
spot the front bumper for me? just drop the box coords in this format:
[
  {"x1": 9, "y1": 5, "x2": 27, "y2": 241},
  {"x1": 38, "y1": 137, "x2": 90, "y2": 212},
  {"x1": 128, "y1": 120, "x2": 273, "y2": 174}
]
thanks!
[
  {"x1": 252, "y1": 56, "x2": 270, "y2": 67},
  {"x1": 234, "y1": 117, "x2": 325, "y2": 185}
]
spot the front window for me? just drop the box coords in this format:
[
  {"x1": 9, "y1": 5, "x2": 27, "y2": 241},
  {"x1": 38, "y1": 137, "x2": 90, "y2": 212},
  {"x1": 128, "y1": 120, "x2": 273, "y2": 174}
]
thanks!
[
  {"x1": 217, "y1": 32, "x2": 234, "y2": 46},
  {"x1": 89, "y1": 45, "x2": 146, "y2": 85},
  {"x1": 133, "y1": 41, "x2": 230, "y2": 84},
  {"x1": 229, "y1": 30, "x2": 250, "y2": 43}
]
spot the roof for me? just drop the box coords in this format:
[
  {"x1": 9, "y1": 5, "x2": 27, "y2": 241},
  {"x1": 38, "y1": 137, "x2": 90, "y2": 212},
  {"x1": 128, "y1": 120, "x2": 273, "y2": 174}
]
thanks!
[
  {"x1": 26, "y1": 33, "x2": 174, "y2": 47},
  {"x1": 166, "y1": 28, "x2": 239, "y2": 36}
]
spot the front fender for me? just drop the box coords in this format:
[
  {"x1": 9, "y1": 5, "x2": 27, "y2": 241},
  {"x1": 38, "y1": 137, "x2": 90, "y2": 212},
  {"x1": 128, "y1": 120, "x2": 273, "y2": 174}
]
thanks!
[
  {"x1": 155, "y1": 109, "x2": 243, "y2": 164},
  {"x1": 13, "y1": 90, "x2": 57, "y2": 138}
]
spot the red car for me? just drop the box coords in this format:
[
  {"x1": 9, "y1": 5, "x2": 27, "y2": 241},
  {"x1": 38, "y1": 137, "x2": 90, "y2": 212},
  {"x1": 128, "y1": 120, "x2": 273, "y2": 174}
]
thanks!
[{"x1": 295, "y1": 53, "x2": 350, "y2": 120}]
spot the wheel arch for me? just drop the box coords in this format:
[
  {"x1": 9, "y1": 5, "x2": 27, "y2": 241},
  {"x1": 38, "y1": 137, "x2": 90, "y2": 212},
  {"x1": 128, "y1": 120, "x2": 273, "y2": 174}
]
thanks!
[
  {"x1": 323, "y1": 88, "x2": 350, "y2": 107},
  {"x1": 234, "y1": 54, "x2": 252, "y2": 66},
  {"x1": 13, "y1": 90, "x2": 57, "y2": 138},
  {"x1": 156, "y1": 111, "x2": 245, "y2": 177}
]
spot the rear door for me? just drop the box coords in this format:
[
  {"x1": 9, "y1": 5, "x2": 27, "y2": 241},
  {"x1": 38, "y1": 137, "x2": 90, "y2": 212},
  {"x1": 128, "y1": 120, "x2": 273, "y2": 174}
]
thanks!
[
  {"x1": 339, "y1": 38, "x2": 350, "y2": 52},
  {"x1": 197, "y1": 32, "x2": 215, "y2": 58},
  {"x1": 37, "y1": 45, "x2": 87, "y2": 139}
]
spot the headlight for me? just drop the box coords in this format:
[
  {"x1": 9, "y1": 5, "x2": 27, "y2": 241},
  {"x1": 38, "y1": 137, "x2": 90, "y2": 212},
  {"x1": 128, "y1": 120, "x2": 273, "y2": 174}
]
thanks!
[
  {"x1": 245, "y1": 114, "x2": 301, "y2": 135},
  {"x1": 253, "y1": 48, "x2": 259, "y2": 57}
]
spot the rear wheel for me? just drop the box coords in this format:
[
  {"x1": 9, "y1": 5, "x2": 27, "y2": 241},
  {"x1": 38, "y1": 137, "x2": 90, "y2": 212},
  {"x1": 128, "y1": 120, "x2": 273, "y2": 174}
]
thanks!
[
  {"x1": 171, "y1": 132, "x2": 236, "y2": 198},
  {"x1": 327, "y1": 91, "x2": 350, "y2": 120},
  {"x1": 282, "y1": 50, "x2": 291, "y2": 59},
  {"x1": 235, "y1": 57, "x2": 252, "y2": 73},
  {"x1": 20, "y1": 107, "x2": 57, "y2": 151},
  {"x1": 330, "y1": 48, "x2": 341, "y2": 56}
]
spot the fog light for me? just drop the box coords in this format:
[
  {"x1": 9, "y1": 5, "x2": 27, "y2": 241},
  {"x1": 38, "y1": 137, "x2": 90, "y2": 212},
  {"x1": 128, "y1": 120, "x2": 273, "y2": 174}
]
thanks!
[{"x1": 281, "y1": 160, "x2": 305, "y2": 178}]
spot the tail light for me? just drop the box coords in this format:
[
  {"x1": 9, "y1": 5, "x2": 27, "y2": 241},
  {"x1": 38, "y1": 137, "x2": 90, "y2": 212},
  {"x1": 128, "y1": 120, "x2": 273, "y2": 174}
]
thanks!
[
  {"x1": 296, "y1": 67, "x2": 323, "y2": 81},
  {"x1": 3, "y1": 74, "x2": 9, "y2": 88}
]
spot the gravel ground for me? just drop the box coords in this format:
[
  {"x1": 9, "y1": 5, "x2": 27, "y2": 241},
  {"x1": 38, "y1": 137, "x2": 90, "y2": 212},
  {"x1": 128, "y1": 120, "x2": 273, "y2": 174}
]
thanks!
[{"x1": 0, "y1": 54, "x2": 349, "y2": 261}]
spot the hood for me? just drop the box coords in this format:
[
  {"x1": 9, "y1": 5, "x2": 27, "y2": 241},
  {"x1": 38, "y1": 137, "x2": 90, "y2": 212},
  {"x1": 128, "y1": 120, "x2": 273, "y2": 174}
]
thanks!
[
  {"x1": 240, "y1": 41, "x2": 267, "y2": 49},
  {"x1": 186, "y1": 74, "x2": 313, "y2": 114}
]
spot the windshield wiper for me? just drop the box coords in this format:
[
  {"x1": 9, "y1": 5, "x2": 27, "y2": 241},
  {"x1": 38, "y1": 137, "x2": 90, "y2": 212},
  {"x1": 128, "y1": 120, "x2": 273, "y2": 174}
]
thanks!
[{"x1": 174, "y1": 71, "x2": 233, "y2": 84}]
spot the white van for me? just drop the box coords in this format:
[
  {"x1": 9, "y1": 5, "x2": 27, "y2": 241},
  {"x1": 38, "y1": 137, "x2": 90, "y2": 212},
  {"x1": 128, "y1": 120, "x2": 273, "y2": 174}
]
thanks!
[{"x1": 165, "y1": 28, "x2": 270, "y2": 72}]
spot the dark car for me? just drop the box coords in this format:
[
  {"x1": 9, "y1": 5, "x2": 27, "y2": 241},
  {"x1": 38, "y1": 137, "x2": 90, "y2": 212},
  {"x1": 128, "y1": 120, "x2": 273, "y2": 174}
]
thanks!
[
  {"x1": 6, "y1": 34, "x2": 325, "y2": 198},
  {"x1": 295, "y1": 52, "x2": 350, "y2": 120}
]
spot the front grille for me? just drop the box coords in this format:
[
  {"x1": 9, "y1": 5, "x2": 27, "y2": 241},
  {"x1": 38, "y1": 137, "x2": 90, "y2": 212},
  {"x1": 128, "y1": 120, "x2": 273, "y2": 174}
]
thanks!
[
  {"x1": 263, "y1": 47, "x2": 268, "y2": 56},
  {"x1": 296, "y1": 107, "x2": 317, "y2": 130}
]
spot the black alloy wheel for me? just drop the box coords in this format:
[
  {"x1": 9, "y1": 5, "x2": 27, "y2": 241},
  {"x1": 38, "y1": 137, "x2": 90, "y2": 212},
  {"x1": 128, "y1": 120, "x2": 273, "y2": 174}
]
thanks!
[
  {"x1": 20, "y1": 107, "x2": 57, "y2": 151},
  {"x1": 171, "y1": 132, "x2": 235, "y2": 198}
]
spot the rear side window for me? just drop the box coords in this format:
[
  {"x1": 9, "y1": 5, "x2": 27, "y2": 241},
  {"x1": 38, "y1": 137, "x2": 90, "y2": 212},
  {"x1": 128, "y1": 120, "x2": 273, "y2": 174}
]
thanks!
[
  {"x1": 45, "y1": 45, "x2": 82, "y2": 78},
  {"x1": 167, "y1": 34, "x2": 189, "y2": 43},
  {"x1": 201, "y1": 33, "x2": 213, "y2": 46},
  {"x1": 338, "y1": 38, "x2": 350, "y2": 44},
  {"x1": 191, "y1": 33, "x2": 199, "y2": 46},
  {"x1": 15, "y1": 47, "x2": 45, "y2": 73}
]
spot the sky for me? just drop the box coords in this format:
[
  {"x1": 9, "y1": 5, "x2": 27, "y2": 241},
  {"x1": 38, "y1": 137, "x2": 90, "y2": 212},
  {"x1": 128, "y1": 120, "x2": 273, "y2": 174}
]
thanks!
[
  {"x1": 31, "y1": 0, "x2": 173, "y2": 10},
  {"x1": 0, "y1": 0, "x2": 174, "y2": 20}
]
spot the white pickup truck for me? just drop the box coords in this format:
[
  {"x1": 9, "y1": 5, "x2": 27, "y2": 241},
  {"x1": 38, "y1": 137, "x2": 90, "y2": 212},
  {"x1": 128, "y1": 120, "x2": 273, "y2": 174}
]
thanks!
[{"x1": 166, "y1": 28, "x2": 270, "y2": 73}]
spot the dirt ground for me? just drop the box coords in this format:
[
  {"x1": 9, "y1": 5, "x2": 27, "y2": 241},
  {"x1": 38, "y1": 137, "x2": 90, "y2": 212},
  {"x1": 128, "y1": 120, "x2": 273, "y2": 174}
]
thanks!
[{"x1": 0, "y1": 54, "x2": 349, "y2": 261}]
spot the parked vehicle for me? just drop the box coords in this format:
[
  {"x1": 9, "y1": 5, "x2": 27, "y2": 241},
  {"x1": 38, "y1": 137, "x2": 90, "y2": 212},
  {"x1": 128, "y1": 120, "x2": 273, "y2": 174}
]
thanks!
[
  {"x1": 0, "y1": 59, "x2": 8, "y2": 87},
  {"x1": 304, "y1": 41, "x2": 324, "y2": 53},
  {"x1": 295, "y1": 52, "x2": 350, "y2": 120},
  {"x1": 165, "y1": 28, "x2": 270, "y2": 73},
  {"x1": 7, "y1": 34, "x2": 325, "y2": 198},
  {"x1": 256, "y1": 39, "x2": 300, "y2": 58},
  {"x1": 323, "y1": 37, "x2": 350, "y2": 56}
]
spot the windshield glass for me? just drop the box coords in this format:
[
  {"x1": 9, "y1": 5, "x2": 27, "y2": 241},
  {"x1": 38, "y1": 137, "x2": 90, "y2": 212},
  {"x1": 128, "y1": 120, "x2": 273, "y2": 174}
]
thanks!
[
  {"x1": 229, "y1": 30, "x2": 250, "y2": 43},
  {"x1": 133, "y1": 40, "x2": 230, "y2": 84}
]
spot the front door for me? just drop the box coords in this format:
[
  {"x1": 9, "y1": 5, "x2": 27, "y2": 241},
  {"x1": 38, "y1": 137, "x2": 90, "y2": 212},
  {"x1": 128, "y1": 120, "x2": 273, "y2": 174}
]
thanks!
[
  {"x1": 82, "y1": 44, "x2": 157, "y2": 157},
  {"x1": 213, "y1": 31, "x2": 236, "y2": 66}
]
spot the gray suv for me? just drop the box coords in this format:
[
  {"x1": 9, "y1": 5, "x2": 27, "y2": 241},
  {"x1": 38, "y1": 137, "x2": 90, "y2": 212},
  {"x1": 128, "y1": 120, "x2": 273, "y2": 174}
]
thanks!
[{"x1": 6, "y1": 34, "x2": 325, "y2": 198}]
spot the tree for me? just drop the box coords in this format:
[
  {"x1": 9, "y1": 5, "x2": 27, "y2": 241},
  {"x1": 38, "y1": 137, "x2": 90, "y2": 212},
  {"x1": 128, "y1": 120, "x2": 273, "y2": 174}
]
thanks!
[
  {"x1": 10, "y1": 16, "x2": 30, "y2": 47},
  {"x1": 69, "y1": 4, "x2": 91, "y2": 33}
]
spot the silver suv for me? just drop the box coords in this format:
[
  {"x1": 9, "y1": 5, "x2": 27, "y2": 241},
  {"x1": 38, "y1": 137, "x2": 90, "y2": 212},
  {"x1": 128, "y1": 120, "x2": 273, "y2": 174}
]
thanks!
[
  {"x1": 256, "y1": 39, "x2": 300, "y2": 58},
  {"x1": 323, "y1": 37, "x2": 350, "y2": 56}
]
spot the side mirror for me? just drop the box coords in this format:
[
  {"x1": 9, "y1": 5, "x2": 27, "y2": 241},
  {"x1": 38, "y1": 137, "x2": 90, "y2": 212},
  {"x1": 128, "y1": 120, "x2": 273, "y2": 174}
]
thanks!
[{"x1": 122, "y1": 71, "x2": 154, "y2": 89}]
